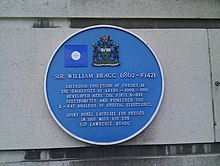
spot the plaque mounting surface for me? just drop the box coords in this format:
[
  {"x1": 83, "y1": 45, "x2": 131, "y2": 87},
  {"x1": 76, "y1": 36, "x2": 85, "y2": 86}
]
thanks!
[{"x1": 44, "y1": 25, "x2": 164, "y2": 145}]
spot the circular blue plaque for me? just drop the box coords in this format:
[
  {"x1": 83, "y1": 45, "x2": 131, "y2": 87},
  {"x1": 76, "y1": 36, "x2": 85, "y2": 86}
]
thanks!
[{"x1": 44, "y1": 25, "x2": 164, "y2": 145}]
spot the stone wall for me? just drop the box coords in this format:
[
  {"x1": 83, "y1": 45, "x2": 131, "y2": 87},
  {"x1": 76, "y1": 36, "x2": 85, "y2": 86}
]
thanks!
[{"x1": 0, "y1": 0, "x2": 220, "y2": 165}]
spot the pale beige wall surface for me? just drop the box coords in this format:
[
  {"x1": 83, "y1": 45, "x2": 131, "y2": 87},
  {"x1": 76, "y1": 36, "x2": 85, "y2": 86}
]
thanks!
[
  {"x1": 0, "y1": 28, "x2": 214, "y2": 149},
  {"x1": 209, "y1": 30, "x2": 220, "y2": 142},
  {"x1": 0, "y1": 0, "x2": 219, "y2": 150},
  {"x1": 0, "y1": 0, "x2": 219, "y2": 18}
]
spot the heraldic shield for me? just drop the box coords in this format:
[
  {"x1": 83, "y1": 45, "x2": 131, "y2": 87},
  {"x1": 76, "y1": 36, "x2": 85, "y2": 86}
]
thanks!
[{"x1": 92, "y1": 35, "x2": 120, "y2": 66}]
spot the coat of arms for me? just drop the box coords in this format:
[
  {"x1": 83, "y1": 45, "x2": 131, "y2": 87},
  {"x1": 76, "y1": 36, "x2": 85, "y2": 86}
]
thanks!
[{"x1": 92, "y1": 35, "x2": 120, "y2": 66}]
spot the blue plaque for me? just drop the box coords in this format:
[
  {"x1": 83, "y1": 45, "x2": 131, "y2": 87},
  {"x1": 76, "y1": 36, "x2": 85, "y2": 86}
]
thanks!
[{"x1": 44, "y1": 25, "x2": 164, "y2": 145}]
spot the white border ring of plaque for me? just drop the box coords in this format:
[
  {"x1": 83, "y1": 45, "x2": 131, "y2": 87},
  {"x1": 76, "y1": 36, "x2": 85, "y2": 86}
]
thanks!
[{"x1": 44, "y1": 25, "x2": 164, "y2": 145}]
